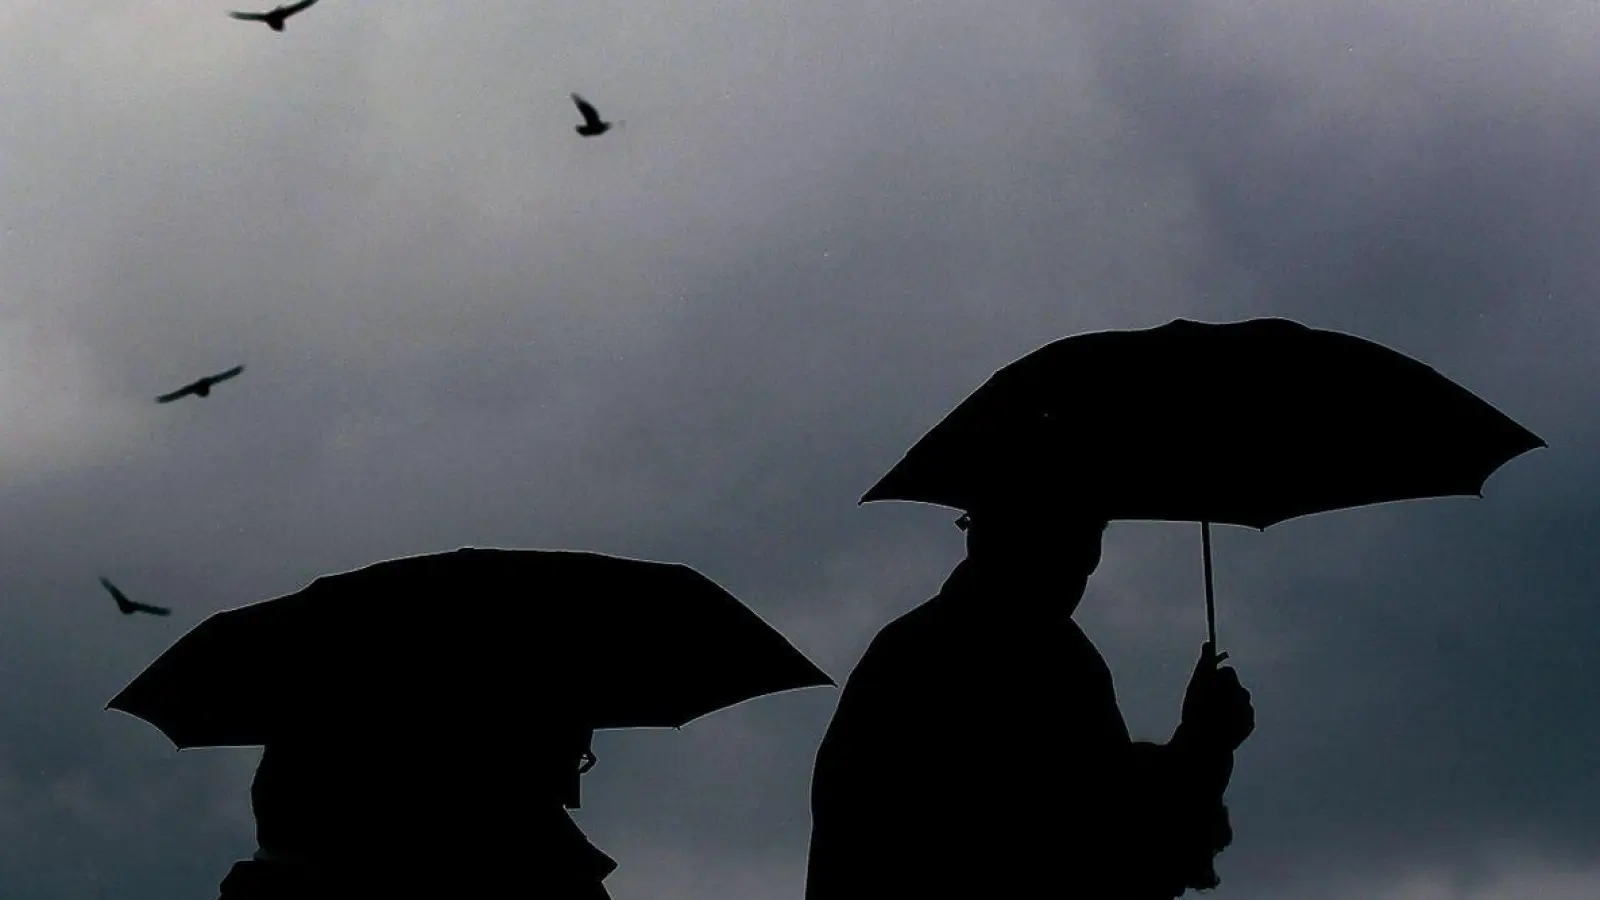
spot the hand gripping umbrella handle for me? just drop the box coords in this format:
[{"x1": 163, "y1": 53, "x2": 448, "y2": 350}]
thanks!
[{"x1": 1202, "y1": 521, "x2": 1229, "y2": 665}]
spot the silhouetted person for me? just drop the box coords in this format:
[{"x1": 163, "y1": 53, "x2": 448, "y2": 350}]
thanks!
[
  {"x1": 806, "y1": 500, "x2": 1255, "y2": 899},
  {"x1": 156, "y1": 365, "x2": 244, "y2": 403},
  {"x1": 228, "y1": 0, "x2": 319, "y2": 32},
  {"x1": 214, "y1": 719, "x2": 616, "y2": 899},
  {"x1": 98, "y1": 576, "x2": 171, "y2": 616},
  {"x1": 571, "y1": 94, "x2": 614, "y2": 137}
]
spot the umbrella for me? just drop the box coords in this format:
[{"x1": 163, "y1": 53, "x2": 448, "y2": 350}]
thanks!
[
  {"x1": 107, "y1": 547, "x2": 833, "y2": 749},
  {"x1": 862, "y1": 317, "x2": 1544, "y2": 649}
]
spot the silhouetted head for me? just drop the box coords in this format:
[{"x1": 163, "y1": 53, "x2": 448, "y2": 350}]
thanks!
[
  {"x1": 957, "y1": 497, "x2": 1109, "y2": 616},
  {"x1": 534, "y1": 720, "x2": 597, "y2": 809}
]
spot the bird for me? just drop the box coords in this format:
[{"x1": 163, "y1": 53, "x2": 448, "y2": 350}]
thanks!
[
  {"x1": 228, "y1": 0, "x2": 320, "y2": 32},
  {"x1": 99, "y1": 577, "x2": 171, "y2": 617},
  {"x1": 156, "y1": 365, "x2": 244, "y2": 403},
  {"x1": 571, "y1": 93, "x2": 617, "y2": 137}
]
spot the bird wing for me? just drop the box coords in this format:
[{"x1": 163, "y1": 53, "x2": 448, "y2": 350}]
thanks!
[
  {"x1": 280, "y1": 0, "x2": 320, "y2": 16},
  {"x1": 99, "y1": 577, "x2": 133, "y2": 611},
  {"x1": 156, "y1": 382, "x2": 199, "y2": 403},
  {"x1": 131, "y1": 601, "x2": 173, "y2": 616},
  {"x1": 206, "y1": 365, "x2": 245, "y2": 386},
  {"x1": 571, "y1": 93, "x2": 602, "y2": 126},
  {"x1": 228, "y1": 11, "x2": 270, "y2": 21}
]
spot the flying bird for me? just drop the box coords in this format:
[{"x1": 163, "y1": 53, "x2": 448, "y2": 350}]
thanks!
[
  {"x1": 571, "y1": 93, "x2": 616, "y2": 137},
  {"x1": 228, "y1": 0, "x2": 320, "y2": 32},
  {"x1": 100, "y1": 577, "x2": 171, "y2": 617},
  {"x1": 156, "y1": 365, "x2": 244, "y2": 403}
]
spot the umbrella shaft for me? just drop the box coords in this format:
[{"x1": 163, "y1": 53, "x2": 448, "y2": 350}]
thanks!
[{"x1": 1202, "y1": 521, "x2": 1216, "y2": 648}]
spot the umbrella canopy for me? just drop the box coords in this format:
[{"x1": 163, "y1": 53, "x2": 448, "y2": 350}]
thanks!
[
  {"x1": 107, "y1": 548, "x2": 833, "y2": 749},
  {"x1": 863, "y1": 318, "x2": 1544, "y2": 644},
  {"x1": 865, "y1": 318, "x2": 1543, "y2": 525}
]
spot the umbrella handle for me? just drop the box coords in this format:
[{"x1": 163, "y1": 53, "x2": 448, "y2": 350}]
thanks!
[{"x1": 1202, "y1": 521, "x2": 1228, "y2": 664}]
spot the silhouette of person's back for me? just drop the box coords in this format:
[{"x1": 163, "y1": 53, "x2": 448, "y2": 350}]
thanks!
[{"x1": 806, "y1": 503, "x2": 1254, "y2": 899}]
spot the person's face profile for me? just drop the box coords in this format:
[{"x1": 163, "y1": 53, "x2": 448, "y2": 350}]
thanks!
[{"x1": 534, "y1": 723, "x2": 595, "y2": 808}]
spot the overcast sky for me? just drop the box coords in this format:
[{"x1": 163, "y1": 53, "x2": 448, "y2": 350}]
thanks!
[{"x1": 1, "y1": 0, "x2": 1597, "y2": 897}]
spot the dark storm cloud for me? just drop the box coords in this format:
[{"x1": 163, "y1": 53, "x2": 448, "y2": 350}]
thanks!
[{"x1": 2, "y1": 1, "x2": 1598, "y2": 898}]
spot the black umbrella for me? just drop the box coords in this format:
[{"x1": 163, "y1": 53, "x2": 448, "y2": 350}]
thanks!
[
  {"x1": 863, "y1": 318, "x2": 1545, "y2": 650},
  {"x1": 107, "y1": 548, "x2": 833, "y2": 749}
]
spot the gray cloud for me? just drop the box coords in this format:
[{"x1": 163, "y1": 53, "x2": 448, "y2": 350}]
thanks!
[{"x1": 0, "y1": 1, "x2": 1596, "y2": 898}]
